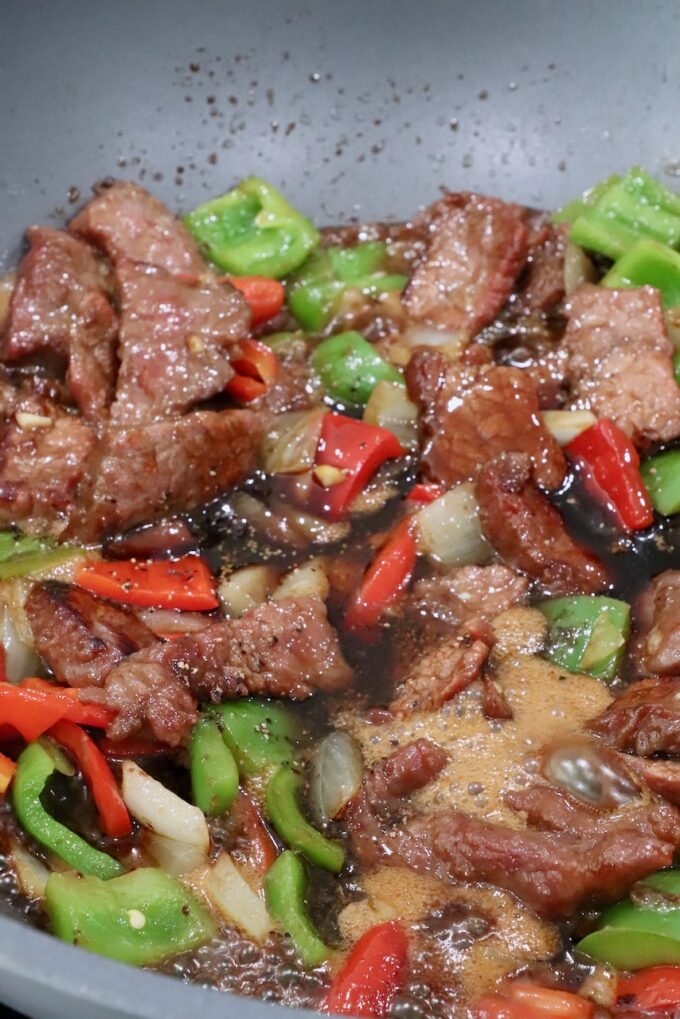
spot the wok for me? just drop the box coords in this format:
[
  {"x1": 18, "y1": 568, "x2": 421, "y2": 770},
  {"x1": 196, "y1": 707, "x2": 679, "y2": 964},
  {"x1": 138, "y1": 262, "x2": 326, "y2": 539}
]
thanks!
[{"x1": 0, "y1": 1, "x2": 678, "y2": 1016}]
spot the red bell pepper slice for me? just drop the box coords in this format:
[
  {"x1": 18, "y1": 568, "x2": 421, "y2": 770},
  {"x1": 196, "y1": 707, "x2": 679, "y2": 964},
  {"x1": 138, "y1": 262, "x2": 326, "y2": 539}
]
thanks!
[
  {"x1": 472, "y1": 996, "x2": 539, "y2": 1019},
  {"x1": 0, "y1": 681, "x2": 116, "y2": 742},
  {"x1": 0, "y1": 751, "x2": 16, "y2": 795},
  {"x1": 617, "y1": 966, "x2": 680, "y2": 1012},
  {"x1": 229, "y1": 790, "x2": 278, "y2": 879},
  {"x1": 474, "y1": 985, "x2": 592, "y2": 1019},
  {"x1": 49, "y1": 720, "x2": 132, "y2": 839},
  {"x1": 226, "y1": 276, "x2": 285, "y2": 326},
  {"x1": 310, "y1": 413, "x2": 404, "y2": 520},
  {"x1": 345, "y1": 519, "x2": 417, "y2": 631},
  {"x1": 75, "y1": 555, "x2": 218, "y2": 611},
  {"x1": 326, "y1": 920, "x2": 408, "y2": 1017},
  {"x1": 226, "y1": 338, "x2": 279, "y2": 403},
  {"x1": 405, "y1": 482, "x2": 445, "y2": 504},
  {"x1": 566, "y1": 419, "x2": 653, "y2": 531}
]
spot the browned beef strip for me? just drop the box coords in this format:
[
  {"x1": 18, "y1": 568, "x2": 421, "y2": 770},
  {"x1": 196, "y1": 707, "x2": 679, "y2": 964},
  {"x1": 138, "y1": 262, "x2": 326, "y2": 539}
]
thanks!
[
  {"x1": 103, "y1": 518, "x2": 196, "y2": 560},
  {"x1": 390, "y1": 627, "x2": 492, "y2": 716},
  {"x1": 403, "y1": 193, "x2": 528, "y2": 336},
  {"x1": 111, "y1": 260, "x2": 249, "y2": 424},
  {"x1": 26, "y1": 581, "x2": 156, "y2": 687},
  {"x1": 346, "y1": 743, "x2": 677, "y2": 918},
  {"x1": 406, "y1": 351, "x2": 566, "y2": 491},
  {"x1": 408, "y1": 564, "x2": 529, "y2": 630},
  {"x1": 623, "y1": 756, "x2": 680, "y2": 807},
  {"x1": 83, "y1": 595, "x2": 353, "y2": 745},
  {"x1": 3, "y1": 227, "x2": 117, "y2": 421},
  {"x1": 69, "y1": 181, "x2": 205, "y2": 275},
  {"x1": 563, "y1": 284, "x2": 680, "y2": 447},
  {"x1": 588, "y1": 677, "x2": 680, "y2": 756},
  {"x1": 516, "y1": 220, "x2": 566, "y2": 315},
  {"x1": 630, "y1": 571, "x2": 680, "y2": 676},
  {"x1": 71, "y1": 408, "x2": 261, "y2": 541},
  {"x1": 476, "y1": 453, "x2": 609, "y2": 596}
]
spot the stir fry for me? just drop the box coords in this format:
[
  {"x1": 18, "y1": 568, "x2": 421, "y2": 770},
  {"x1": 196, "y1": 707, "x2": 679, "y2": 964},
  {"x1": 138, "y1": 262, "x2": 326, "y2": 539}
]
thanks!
[{"x1": 2, "y1": 167, "x2": 680, "y2": 1017}]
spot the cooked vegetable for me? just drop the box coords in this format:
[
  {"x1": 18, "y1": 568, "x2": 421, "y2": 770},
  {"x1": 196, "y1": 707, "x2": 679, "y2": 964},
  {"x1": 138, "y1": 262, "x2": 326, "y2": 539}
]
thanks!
[
  {"x1": 579, "y1": 869, "x2": 680, "y2": 968},
  {"x1": 0, "y1": 680, "x2": 115, "y2": 741},
  {"x1": 185, "y1": 176, "x2": 319, "y2": 278},
  {"x1": 274, "y1": 558, "x2": 330, "y2": 602},
  {"x1": 12, "y1": 740, "x2": 123, "y2": 879},
  {"x1": 0, "y1": 531, "x2": 85, "y2": 581},
  {"x1": 552, "y1": 173, "x2": 622, "y2": 226},
  {"x1": 76, "y1": 556, "x2": 219, "y2": 611},
  {"x1": 542, "y1": 410, "x2": 597, "y2": 447},
  {"x1": 288, "y1": 241, "x2": 407, "y2": 332},
  {"x1": 142, "y1": 832, "x2": 208, "y2": 877},
  {"x1": 566, "y1": 419, "x2": 654, "y2": 532},
  {"x1": 230, "y1": 790, "x2": 279, "y2": 879},
  {"x1": 46, "y1": 868, "x2": 215, "y2": 965},
  {"x1": 226, "y1": 274, "x2": 285, "y2": 325},
  {"x1": 563, "y1": 240, "x2": 597, "y2": 296},
  {"x1": 214, "y1": 698, "x2": 297, "y2": 777},
  {"x1": 539, "y1": 596, "x2": 630, "y2": 681},
  {"x1": 309, "y1": 731, "x2": 363, "y2": 824},
  {"x1": 50, "y1": 720, "x2": 132, "y2": 839},
  {"x1": 363, "y1": 380, "x2": 419, "y2": 450},
  {"x1": 326, "y1": 921, "x2": 408, "y2": 1017},
  {"x1": 200, "y1": 852, "x2": 272, "y2": 943},
  {"x1": 312, "y1": 331, "x2": 403, "y2": 406},
  {"x1": 405, "y1": 482, "x2": 445, "y2": 504},
  {"x1": 0, "y1": 597, "x2": 41, "y2": 682},
  {"x1": 310, "y1": 413, "x2": 404, "y2": 519},
  {"x1": 414, "y1": 482, "x2": 492, "y2": 567},
  {"x1": 218, "y1": 564, "x2": 277, "y2": 618},
  {"x1": 506, "y1": 983, "x2": 593, "y2": 1019},
  {"x1": 225, "y1": 338, "x2": 279, "y2": 403},
  {"x1": 617, "y1": 966, "x2": 680, "y2": 1013},
  {"x1": 641, "y1": 449, "x2": 680, "y2": 516},
  {"x1": 603, "y1": 237, "x2": 680, "y2": 308},
  {"x1": 259, "y1": 407, "x2": 327, "y2": 476},
  {"x1": 266, "y1": 765, "x2": 344, "y2": 872},
  {"x1": 121, "y1": 761, "x2": 209, "y2": 852},
  {"x1": 10, "y1": 839, "x2": 49, "y2": 899},
  {"x1": 263, "y1": 851, "x2": 330, "y2": 967},
  {"x1": 189, "y1": 715, "x2": 239, "y2": 817},
  {"x1": 0, "y1": 751, "x2": 16, "y2": 795},
  {"x1": 345, "y1": 519, "x2": 417, "y2": 630}
]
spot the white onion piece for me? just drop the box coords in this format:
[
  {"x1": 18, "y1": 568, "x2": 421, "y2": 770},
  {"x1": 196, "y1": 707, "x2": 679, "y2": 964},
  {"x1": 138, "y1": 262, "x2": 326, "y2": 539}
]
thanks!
[
  {"x1": 309, "y1": 732, "x2": 364, "y2": 824},
  {"x1": 122, "y1": 762, "x2": 209, "y2": 852},
  {"x1": 200, "y1": 852, "x2": 272, "y2": 943},
  {"x1": 259, "y1": 408, "x2": 327, "y2": 476},
  {"x1": 666, "y1": 307, "x2": 680, "y2": 351},
  {"x1": 10, "y1": 840, "x2": 49, "y2": 899},
  {"x1": 274, "y1": 558, "x2": 329, "y2": 602},
  {"x1": 363, "y1": 381, "x2": 419, "y2": 450},
  {"x1": 414, "y1": 483, "x2": 492, "y2": 568},
  {"x1": 0, "y1": 271, "x2": 16, "y2": 335},
  {"x1": 387, "y1": 324, "x2": 466, "y2": 367},
  {"x1": 563, "y1": 240, "x2": 597, "y2": 297},
  {"x1": 542, "y1": 409, "x2": 597, "y2": 446},
  {"x1": 142, "y1": 831, "x2": 208, "y2": 877},
  {"x1": 218, "y1": 564, "x2": 277, "y2": 618},
  {"x1": 137, "y1": 608, "x2": 212, "y2": 636},
  {"x1": 0, "y1": 599, "x2": 40, "y2": 682}
]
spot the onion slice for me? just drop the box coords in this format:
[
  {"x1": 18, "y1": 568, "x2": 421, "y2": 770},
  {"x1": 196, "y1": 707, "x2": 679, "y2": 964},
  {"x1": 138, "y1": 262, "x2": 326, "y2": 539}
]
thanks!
[
  {"x1": 122, "y1": 761, "x2": 209, "y2": 852},
  {"x1": 259, "y1": 408, "x2": 327, "y2": 476},
  {"x1": 363, "y1": 381, "x2": 419, "y2": 450},
  {"x1": 10, "y1": 839, "x2": 49, "y2": 899},
  {"x1": 542, "y1": 410, "x2": 597, "y2": 446},
  {"x1": 218, "y1": 564, "x2": 278, "y2": 618},
  {"x1": 274, "y1": 558, "x2": 329, "y2": 602},
  {"x1": 414, "y1": 483, "x2": 492, "y2": 567},
  {"x1": 309, "y1": 731, "x2": 364, "y2": 824},
  {"x1": 200, "y1": 852, "x2": 272, "y2": 943},
  {"x1": 142, "y1": 832, "x2": 208, "y2": 877}
]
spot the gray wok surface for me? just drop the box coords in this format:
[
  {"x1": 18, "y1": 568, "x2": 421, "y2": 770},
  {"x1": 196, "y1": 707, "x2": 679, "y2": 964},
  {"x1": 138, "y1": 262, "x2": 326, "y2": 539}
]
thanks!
[{"x1": 1, "y1": 0, "x2": 679, "y2": 1016}]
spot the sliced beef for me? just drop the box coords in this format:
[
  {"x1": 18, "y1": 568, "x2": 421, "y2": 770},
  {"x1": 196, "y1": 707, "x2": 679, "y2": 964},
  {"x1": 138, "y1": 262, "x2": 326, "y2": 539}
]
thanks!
[
  {"x1": 84, "y1": 596, "x2": 353, "y2": 744},
  {"x1": 3, "y1": 227, "x2": 117, "y2": 421},
  {"x1": 111, "y1": 260, "x2": 249, "y2": 424},
  {"x1": 623, "y1": 756, "x2": 680, "y2": 808},
  {"x1": 390, "y1": 627, "x2": 492, "y2": 716},
  {"x1": 346, "y1": 743, "x2": 678, "y2": 918},
  {"x1": 26, "y1": 581, "x2": 156, "y2": 687},
  {"x1": 406, "y1": 351, "x2": 566, "y2": 490},
  {"x1": 0, "y1": 405, "x2": 96, "y2": 536},
  {"x1": 498, "y1": 338, "x2": 569, "y2": 410},
  {"x1": 516, "y1": 221, "x2": 566, "y2": 315},
  {"x1": 408, "y1": 564, "x2": 529, "y2": 629},
  {"x1": 476, "y1": 453, "x2": 609, "y2": 596},
  {"x1": 631, "y1": 570, "x2": 680, "y2": 676},
  {"x1": 588, "y1": 677, "x2": 680, "y2": 756},
  {"x1": 69, "y1": 181, "x2": 205, "y2": 275},
  {"x1": 73, "y1": 408, "x2": 260, "y2": 541},
  {"x1": 403, "y1": 193, "x2": 528, "y2": 336},
  {"x1": 104, "y1": 518, "x2": 197, "y2": 561},
  {"x1": 563, "y1": 284, "x2": 680, "y2": 447}
]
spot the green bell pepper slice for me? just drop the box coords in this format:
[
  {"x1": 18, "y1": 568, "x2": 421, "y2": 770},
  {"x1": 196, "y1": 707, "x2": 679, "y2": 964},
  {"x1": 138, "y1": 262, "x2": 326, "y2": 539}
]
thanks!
[
  {"x1": 312, "y1": 331, "x2": 404, "y2": 406},
  {"x1": 287, "y1": 242, "x2": 407, "y2": 332},
  {"x1": 184, "y1": 177, "x2": 319, "y2": 278},
  {"x1": 213, "y1": 698, "x2": 298, "y2": 777},
  {"x1": 552, "y1": 173, "x2": 622, "y2": 225},
  {"x1": 597, "y1": 180, "x2": 680, "y2": 248},
  {"x1": 570, "y1": 211, "x2": 641, "y2": 262},
  {"x1": 641, "y1": 449, "x2": 680, "y2": 516},
  {"x1": 0, "y1": 531, "x2": 85, "y2": 580},
  {"x1": 539, "y1": 595, "x2": 630, "y2": 682},
  {"x1": 12, "y1": 740, "x2": 123, "y2": 880},
  {"x1": 46, "y1": 868, "x2": 215, "y2": 965},
  {"x1": 264, "y1": 850, "x2": 330, "y2": 967},
  {"x1": 603, "y1": 237, "x2": 680, "y2": 308},
  {"x1": 578, "y1": 869, "x2": 680, "y2": 970},
  {"x1": 265, "y1": 766, "x2": 345, "y2": 873},
  {"x1": 189, "y1": 715, "x2": 239, "y2": 817}
]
